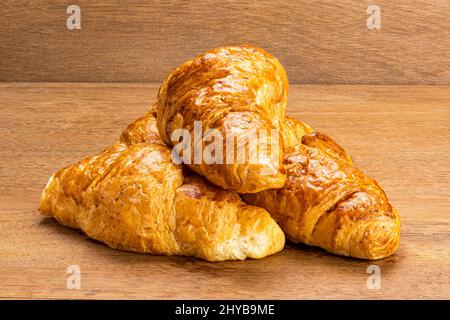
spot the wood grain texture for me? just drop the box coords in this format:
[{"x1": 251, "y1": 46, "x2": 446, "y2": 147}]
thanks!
[
  {"x1": 0, "y1": 83, "x2": 449, "y2": 299},
  {"x1": 1, "y1": 1, "x2": 450, "y2": 84}
]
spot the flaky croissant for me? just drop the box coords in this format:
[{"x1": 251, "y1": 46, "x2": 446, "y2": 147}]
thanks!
[
  {"x1": 156, "y1": 45, "x2": 287, "y2": 193},
  {"x1": 243, "y1": 116, "x2": 401, "y2": 259},
  {"x1": 39, "y1": 109, "x2": 285, "y2": 261}
]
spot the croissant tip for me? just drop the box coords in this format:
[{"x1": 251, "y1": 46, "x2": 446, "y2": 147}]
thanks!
[
  {"x1": 358, "y1": 219, "x2": 401, "y2": 260},
  {"x1": 235, "y1": 207, "x2": 285, "y2": 260}
]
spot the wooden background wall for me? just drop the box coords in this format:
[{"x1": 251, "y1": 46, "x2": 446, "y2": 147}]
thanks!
[{"x1": 1, "y1": 0, "x2": 450, "y2": 84}]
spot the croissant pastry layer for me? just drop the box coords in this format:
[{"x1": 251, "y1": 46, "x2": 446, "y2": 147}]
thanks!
[
  {"x1": 39, "y1": 110, "x2": 285, "y2": 261},
  {"x1": 156, "y1": 45, "x2": 288, "y2": 194},
  {"x1": 40, "y1": 44, "x2": 401, "y2": 261},
  {"x1": 243, "y1": 117, "x2": 401, "y2": 260}
]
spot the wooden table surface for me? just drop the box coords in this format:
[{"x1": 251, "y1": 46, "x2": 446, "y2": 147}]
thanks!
[{"x1": 0, "y1": 83, "x2": 449, "y2": 299}]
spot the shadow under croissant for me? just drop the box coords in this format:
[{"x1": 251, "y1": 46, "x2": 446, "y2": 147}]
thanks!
[
  {"x1": 38, "y1": 216, "x2": 400, "y2": 268},
  {"x1": 285, "y1": 241, "x2": 400, "y2": 265},
  {"x1": 37, "y1": 217, "x2": 270, "y2": 264}
]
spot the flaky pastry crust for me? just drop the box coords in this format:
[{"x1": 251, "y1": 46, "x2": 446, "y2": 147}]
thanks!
[
  {"x1": 156, "y1": 45, "x2": 288, "y2": 193},
  {"x1": 243, "y1": 117, "x2": 400, "y2": 259},
  {"x1": 40, "y1": 109, "x2": 285, "y2": 261}
]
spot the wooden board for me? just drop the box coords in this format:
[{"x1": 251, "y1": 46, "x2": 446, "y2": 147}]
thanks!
[
  {"x1": 1, "y1": 1, "x2": 450, "y2": 84},
  {"x1": 0, "y1": 83, "x2": 449, "y2": 299}
]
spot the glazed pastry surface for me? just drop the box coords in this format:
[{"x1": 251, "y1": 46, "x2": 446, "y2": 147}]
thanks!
[
  {"x1": 243, "y1": 117, "x2": 400, "y2": 259},
  {"x1": 39, "y1": 110, "x2": 285, "y2": 261},
  {"x1": 40, "y1": 44, "x2": 401, "y2": 261},
  {"x1": 156, "y1": 45, "x2": 288, "y2": 193}
]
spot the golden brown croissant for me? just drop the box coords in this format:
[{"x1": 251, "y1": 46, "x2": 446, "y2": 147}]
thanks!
[
  {"x1": 39, "y1": 110, "x2": 285, "y2": 261},
  {"x1": 243, "y1": 116, "x2": 401, "y2": 260},
  {"x1": 156, "y1": 45, "x2": 287, "y2": 193}
]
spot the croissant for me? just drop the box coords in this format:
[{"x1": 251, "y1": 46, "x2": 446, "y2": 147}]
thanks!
[
  {"x1": 39, "y1": 109, "x2": 285, "y2": 261},
  {"x1": 156, "y1": 45, "x2": 287, "y2": 193},
  {"x1": 243, "y1": 116, "x2": 401, "y2": 259}
]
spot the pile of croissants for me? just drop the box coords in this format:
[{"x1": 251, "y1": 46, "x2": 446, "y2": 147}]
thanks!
[{"x1": 40, "y1": 45, "x2": 400, "y2": 261}]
